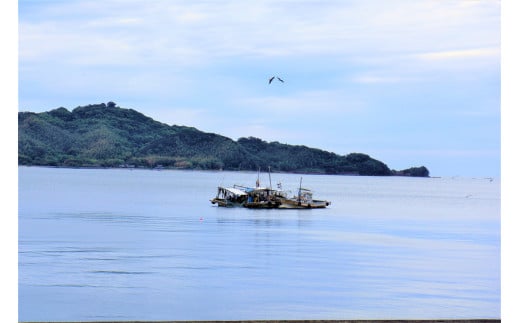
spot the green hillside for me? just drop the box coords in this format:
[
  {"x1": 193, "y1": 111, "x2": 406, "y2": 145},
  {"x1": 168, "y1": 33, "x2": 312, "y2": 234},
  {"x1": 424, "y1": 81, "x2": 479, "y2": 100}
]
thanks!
[{"x1": 18, "y1": 102, "x2": 429, "y2": 177}]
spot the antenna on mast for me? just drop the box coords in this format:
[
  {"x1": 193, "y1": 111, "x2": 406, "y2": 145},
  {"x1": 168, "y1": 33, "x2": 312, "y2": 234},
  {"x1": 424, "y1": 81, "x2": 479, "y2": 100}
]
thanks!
[
  {"x1": 268, "y1": 166, "x2": 272, "y2": 190},
  {"x1": 298, "y1": 177, "x2": 303, "y2": 206}
]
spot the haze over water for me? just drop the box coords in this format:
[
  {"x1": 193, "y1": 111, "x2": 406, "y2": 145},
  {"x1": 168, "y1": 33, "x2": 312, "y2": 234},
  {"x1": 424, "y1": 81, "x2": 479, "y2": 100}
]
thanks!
[{"x1": 18, "y1": 167, "x2": 500, "y2": 321}]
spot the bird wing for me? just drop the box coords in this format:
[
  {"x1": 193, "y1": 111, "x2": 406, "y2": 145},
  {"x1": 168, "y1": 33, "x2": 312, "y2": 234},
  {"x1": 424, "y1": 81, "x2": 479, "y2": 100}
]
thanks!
[
  {"x1": 269, "y1": 76, "x2": 275, "y2": 84},
  {"x1": 277, "y1": 77, "x2": 284, "y2": 82}
]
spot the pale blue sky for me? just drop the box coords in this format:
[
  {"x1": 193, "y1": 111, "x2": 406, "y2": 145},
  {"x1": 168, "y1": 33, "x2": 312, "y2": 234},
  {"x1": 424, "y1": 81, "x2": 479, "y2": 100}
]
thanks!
[{"x1": 17, "y1": 0, "x2": 502, "y2": 177}]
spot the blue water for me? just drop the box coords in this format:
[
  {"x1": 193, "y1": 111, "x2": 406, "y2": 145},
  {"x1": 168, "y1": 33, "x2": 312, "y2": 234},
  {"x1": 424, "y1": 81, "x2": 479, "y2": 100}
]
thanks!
[{"x1": 18, "y1": 167, "x2": 500, "y2": 321}]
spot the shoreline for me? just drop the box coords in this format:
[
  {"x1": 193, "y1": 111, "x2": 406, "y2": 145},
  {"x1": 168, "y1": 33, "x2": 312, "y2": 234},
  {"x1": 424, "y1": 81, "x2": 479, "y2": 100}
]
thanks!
[
  {"x1": 18, "y1": 165, "x2": 500, "y2": 181},
  {"x1": 18, "y1": 164, "x2": 434, "y2": 178}
]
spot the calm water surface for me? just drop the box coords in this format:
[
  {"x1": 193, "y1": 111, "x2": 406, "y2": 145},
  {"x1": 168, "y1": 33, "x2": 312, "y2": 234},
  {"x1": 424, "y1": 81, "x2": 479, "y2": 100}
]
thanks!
[{"x1": 18, "y1": 167, "x2": 500, "y2": 321}]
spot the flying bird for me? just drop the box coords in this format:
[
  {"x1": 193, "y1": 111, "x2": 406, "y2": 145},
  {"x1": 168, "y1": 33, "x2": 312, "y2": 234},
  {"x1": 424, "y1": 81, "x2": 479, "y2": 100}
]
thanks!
[{"x1": 268, "y1": 76, "x2": 284, "y2": 84}]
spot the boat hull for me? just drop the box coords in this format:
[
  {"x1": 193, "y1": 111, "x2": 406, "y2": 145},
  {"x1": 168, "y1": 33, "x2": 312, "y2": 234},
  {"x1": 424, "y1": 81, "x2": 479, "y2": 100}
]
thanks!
[
  {"x1": 210, "y1": 198, "x2": 245, "y2": 207},
  {"x1": 243, "y1": 201, "x2": 281, "y2": 209},
  {"x1": 278, "y1": 198, "x2": 330, "y2": 209}
]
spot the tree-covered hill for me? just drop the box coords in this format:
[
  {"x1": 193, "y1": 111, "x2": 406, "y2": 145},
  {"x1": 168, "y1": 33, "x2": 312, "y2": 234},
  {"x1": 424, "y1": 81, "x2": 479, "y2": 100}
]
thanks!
[{"x1": 18, "y1": 102, "x2": 429, "y2": 176}]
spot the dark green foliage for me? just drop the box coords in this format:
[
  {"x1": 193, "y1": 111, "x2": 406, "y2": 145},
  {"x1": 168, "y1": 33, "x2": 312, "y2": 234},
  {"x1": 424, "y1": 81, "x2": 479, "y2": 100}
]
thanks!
[
  {"x1": 235, "y1": 137, "x2": 390, "y2": 175},
  {"x1": 392, "y1": 166, "x2": 430, "y2": 177},
  {"x1": 18, "y1": 103, "x2": 428, "y2": 176}
]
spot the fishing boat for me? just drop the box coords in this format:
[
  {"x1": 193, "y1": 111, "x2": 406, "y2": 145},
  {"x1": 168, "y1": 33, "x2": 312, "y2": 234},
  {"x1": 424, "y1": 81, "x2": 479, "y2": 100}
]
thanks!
[
  {"x1": 241, "y1": 167, "x2": 288, "y2": 208},
  {"x1": 278, "y1": 178, "x2": 331, "y2": 209},
  {"x1": 210, "y1": 186, "x2": 248, "y2": 207},
  {"x1": 242, "y1": 186, "x2": 286, "y2": 209},
  {"x1": 210, "y1": 170, "x2": 330, "y2": 209}
]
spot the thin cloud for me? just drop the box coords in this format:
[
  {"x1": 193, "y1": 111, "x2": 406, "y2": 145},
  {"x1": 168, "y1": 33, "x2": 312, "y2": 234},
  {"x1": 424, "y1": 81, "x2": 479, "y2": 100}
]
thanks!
[
  {"x1": 350, "y1": 45, "x2": 499, "y2": 86},
  {"x1": 19, "y1": 0, "x2": 500, "y2": 65},
  {"x1": 416, "y1": 48, "x2": 500, "y2": 61}
]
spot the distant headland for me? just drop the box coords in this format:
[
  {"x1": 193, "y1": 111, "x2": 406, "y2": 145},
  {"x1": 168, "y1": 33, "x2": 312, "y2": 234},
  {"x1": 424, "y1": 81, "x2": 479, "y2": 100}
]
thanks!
[{"x1": 18, "y1": 102, "x2": 429, "y2": 177}]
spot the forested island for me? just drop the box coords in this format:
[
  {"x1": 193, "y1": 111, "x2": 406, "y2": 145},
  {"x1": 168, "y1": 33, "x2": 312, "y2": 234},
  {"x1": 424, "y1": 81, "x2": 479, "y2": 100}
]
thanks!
[{"x1": 18, "y1": 102, "x2": 429, "y2": 177}]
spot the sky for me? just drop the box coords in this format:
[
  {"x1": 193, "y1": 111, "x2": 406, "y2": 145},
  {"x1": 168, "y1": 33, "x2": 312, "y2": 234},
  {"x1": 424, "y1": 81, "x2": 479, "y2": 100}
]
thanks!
[{"x1": 15, "y1": 0, "x2": 502, "y2": 177}]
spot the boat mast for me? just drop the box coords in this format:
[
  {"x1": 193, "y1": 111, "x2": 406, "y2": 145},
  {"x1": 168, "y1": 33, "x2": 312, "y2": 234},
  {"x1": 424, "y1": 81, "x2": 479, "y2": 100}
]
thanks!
[
  {"x1": 298, "y1": 177, "x2": 302, "y2": 205},
  {"x1": 268, "y1": 166, "x2": 272, "y2": 190}
]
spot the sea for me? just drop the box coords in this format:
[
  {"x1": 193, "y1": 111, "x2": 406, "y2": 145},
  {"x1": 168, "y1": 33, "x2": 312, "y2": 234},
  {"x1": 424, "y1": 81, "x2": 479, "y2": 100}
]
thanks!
[{"x1": 18, "y1": 166, "x2": 501, "y2": 322}]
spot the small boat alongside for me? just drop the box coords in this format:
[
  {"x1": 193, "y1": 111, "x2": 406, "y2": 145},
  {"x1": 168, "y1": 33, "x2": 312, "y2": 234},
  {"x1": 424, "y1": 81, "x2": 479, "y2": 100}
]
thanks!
[
  {"x1": 279, "y1": 187, "x2": 331, "y2": 209},
  {"x1": 279, "y1": 177, "x2": 331, "y2": 209}
]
